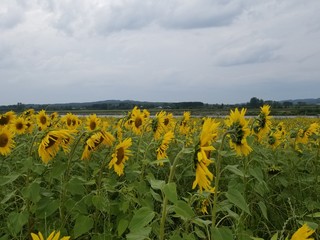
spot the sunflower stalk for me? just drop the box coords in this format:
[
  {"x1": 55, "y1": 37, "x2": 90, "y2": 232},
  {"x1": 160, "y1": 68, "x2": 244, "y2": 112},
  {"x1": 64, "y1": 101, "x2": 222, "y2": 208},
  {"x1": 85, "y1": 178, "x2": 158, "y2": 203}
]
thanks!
[
  {"x1": 212, "y1": 130, "x2": 234, "y2": 228},
  {"x1": 159, "y1": 146, "x2": 186, "y2": 240},
  {"x1": 60, "y1": 131, "x2": 86, "y2": 226}
]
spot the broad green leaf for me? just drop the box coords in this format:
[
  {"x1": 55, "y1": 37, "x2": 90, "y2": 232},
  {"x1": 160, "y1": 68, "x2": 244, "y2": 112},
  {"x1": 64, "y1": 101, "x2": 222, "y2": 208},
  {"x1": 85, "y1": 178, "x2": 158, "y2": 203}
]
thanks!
[
  {"x1": 271, "y1": 232, "x2": 278, "y2": 240},
  {"x1": 225, "y1": 165, "x2": 247, "y2": 178},
  {"x1": 1, "y1": 190, "x2": 17, "y2": 204},
  {"x1": 117, "y1": 219, "x2": 129, "y2": 236},
  {"x1": 194, "y1": 227, "x2": 206, "y2": 238},
  {"x1": 306, "y1": 212, "x2": 320, "y2": 218},
  {"x1": 163, "y1": 182, "x2": 178, "y2": 204},
  {"x1": 22, "y1": 181, "x2": 41, "y2": 203},
  {"x1": 250, "y1": 237, "x2": 264, "y2": 240},
  {"x1": 7, "y1": 211, "x2": 29, "y2": 236},
  {"x1": 149, "y1": 179, "x2": 165, "y2": 190},
  {"x1": 66, "y1": 177, "x2": 86, "y2": 195},
  {"x1": 150, "y1": 189, "x2": 162, "y2": 202},
  {"x1": 74, "y1": 215, "x2": 94, "y2": 238},
  {"x1": 128, "y1": 207, "x2": 155, "y2": 232},
  {"x1": 173, "y1": 200, "x2": 195, "y2": 220},
  {"x1": 0, "y1": 173, "x2": 20, "y2": 186},
  {"x1": 249, "y1": 167, "x2": 264, "y2": 183},
  {"x1": 211, "y1": 227, "x2": 233, "y2": 240},
  {"x1": 92, "y1": 195, "x2": 107, "y2": 212},
  {"x1": 36, "y1": 198, "x2": 60, "y2": 219},
  {"x1": 126, "y1": 227, "x2": 151, "y2": 240},
  {"x1": 258, "y1": 201, "x2": 268, "y2": 220},
  {"x1": 226, "y1": 188, "x2": 250, "y2": 215}
]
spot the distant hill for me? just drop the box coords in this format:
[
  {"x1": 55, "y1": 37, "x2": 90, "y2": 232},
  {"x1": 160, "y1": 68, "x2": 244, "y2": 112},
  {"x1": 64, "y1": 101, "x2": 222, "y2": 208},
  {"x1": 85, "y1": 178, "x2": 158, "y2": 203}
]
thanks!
[{"x1": 280, "y1": 98, "x2": 320, "y2": 105}]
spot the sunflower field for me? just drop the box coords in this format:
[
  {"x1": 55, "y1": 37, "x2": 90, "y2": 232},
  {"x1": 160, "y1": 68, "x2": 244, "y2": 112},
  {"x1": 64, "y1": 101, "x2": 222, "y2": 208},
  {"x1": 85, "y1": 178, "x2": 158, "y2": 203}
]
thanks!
[{"x1": 0, "y1": 106, "x2": 319, "y2": 240}]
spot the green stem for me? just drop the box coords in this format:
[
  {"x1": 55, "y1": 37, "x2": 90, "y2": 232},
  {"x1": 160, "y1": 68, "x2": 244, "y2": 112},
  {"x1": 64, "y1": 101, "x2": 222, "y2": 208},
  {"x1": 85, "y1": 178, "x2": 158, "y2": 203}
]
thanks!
[
  {"x1": 212, "y1": 130, "x2": 233, "y2": 228},
  {"x1": 60, "y1": 131, "x2": 86, "y2": 227},
  {"x1": 159, "y1": 147, "x2": 185, "y2": 240}
]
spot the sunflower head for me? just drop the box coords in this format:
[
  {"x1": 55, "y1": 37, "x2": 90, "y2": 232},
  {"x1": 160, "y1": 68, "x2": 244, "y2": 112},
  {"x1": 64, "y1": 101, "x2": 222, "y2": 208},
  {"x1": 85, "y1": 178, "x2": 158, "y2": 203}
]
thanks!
[
  {"x1": 11, "y1": 117, "x2": 27, "y2": 135},
  {"x1": 225, "y1": 108, "x2": 252, "y2": 156},
  {"x1": 0, "y1": 111, "x2": 16, "y2": 127},
  {"x1": 86, "y1": 114, "x2": 101, "y2": 131},
  {"x1": 37, "y1": 110, "x2": 51, "y2": 131},
  {"x1": 0, "y1": 127, "x2": 15, "y2": 156}
]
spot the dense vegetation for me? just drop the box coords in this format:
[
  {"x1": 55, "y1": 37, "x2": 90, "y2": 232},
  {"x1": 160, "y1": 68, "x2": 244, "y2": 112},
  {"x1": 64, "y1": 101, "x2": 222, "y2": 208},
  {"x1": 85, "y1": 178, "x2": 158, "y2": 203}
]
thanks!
[{"x1": 0, "y1": 106, "x2": 319, "y2": 239}]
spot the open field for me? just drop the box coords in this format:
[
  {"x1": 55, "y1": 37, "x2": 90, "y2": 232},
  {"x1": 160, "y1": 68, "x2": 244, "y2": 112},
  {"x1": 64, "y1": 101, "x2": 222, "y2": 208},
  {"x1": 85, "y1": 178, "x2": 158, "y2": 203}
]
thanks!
[{"x1": 0, "y1": 106, "x2": 320, "y2": 239}]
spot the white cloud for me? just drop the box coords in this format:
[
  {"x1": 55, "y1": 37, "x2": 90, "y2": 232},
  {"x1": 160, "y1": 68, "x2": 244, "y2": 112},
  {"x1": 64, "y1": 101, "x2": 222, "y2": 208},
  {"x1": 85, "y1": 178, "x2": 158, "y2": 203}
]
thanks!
[{"x1": 1, "y1": 0, "x2": 320, "y2": 105}]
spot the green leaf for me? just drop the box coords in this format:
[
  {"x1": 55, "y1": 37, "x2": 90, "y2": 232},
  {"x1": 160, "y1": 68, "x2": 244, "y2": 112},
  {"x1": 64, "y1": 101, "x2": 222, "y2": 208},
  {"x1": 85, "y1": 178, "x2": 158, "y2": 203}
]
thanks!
[
  {"x1": 225, "y1": 165, "x2": 247, "y2": 178},
  {"x1": 74, "y1": 215, "x2": 94, "y2": 238},
  {"x1": 271, "y1": 232, "x2": 278, "y2": 240},
  {"x1": 250, "y1": 237, "x2": 264, "y2": 240},
  {"x1": 22, "y1": 181, "x2": 41, "y2": 203},
  {"x1": 35, "y1": 198, "x2": 60, "y2": 219},
  {"x1": 149, "y1": 179, "x2": 165, "y2": 190},
  {"x1": 173, "y1": 200, "x2": 195, "y2": 220},
  {"x1": 249, "y1": 167, "x2": 264, "y2": 183},
  {"x1": 194, "y1": 227, "x2": 206, "y2": 238},
  {"x1": 7, "y1": 211, "x2": 29, "y2": 236},
  {"x1": 117, "y1": 219, "x2": 129, "y2": 236},
  {"x1": 126, "y1": 227, "x2": 151, "y2": 240},
  {"x1": 258, "y1": 201, "x2": 268, "y2": 220},
  {"x1": 66, "y1": 177, "x2": 86, "y2": 195},
  {"x1": 1, "y1": 190, "x2": 17, "y2": 204},
  {"x1": 306, "y1": 212, "x2": 320, "y2": 218},
  {"x1": 163, "y1": 182, "x2": 178, "y2": 204},
  {"x1": 128, "y1": 207, "x2": 155, "y2": 232},
  {"x1": 150, "y1": 189, "x2": 162, "y2": 202},
  {"x1": 226, "y1": 188, "x2": 250, "y2": 215},
  {"x1": 0, "y1": 173, "x2": 20, "y2": 186},
  {"x1": 211, "y1": 227, "x2": 233, "y2": 240},
  {"x1": 92, "y1": 195, "x2": 107, "y2": 212}
]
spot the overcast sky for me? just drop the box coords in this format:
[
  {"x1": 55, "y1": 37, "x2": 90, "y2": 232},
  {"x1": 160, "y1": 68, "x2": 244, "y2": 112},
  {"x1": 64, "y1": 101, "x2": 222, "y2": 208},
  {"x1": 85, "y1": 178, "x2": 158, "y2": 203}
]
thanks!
[{"x1": 1, "y1": 0, "x2": 320, "y2": 105}]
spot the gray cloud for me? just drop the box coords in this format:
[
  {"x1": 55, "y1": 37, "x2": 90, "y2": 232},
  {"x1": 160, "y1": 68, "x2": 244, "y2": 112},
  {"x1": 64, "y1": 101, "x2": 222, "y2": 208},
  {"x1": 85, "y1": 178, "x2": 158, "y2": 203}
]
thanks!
[
  {"x1": 215, "y1": 39, "x2": 281, "y2": 66},
  {"x1": 0, "y1": 1, "x2": 25, "y2": 29},
  {"x1": 1, "y1": 0, "x2": 320, "y2": 105}
]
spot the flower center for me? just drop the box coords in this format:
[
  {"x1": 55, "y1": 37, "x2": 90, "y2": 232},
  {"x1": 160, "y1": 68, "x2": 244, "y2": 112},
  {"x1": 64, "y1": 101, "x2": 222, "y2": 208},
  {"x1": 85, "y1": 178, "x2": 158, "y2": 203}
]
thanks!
[
  {"x1": 0, "y1": 116, "x2": 9, "y2": 125},
  {"x1": 135, "y1": 117, "x2": 142, "y2": 128},
  {"x1": 45, "y1": 135, "x2": 58, "y2": 149},
  {"x1": 16, "y1": 122, "x2": 24, "y2": 130},
  {"x1": 0, "y1": 133, "x2": 9, "y2": 147},
  {"x1": 90, "y1": 121, "x2": 97, "y2": 130},
  {"x1": 40, "y1": 116, "x2": 47, "y2": 125},
  {"x1": 116, "y1": 147, "x2": 125, "y2": 165}
]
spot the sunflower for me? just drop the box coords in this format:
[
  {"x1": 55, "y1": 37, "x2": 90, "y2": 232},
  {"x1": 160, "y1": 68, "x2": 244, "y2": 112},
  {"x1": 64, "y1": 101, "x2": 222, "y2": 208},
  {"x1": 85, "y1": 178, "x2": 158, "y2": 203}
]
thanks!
[
  {"x1": 37, "y1": 110, "x2": 51, "y2": 131},
  {"x1": 61, "y1": 113, "x2": 81, "y2": 130},
  {"x1": 81, "y1": 130, "x2": 115, "y2": 160},
  {"x1": 86, "y1": 114, "x2": 101, "y2": 131},
  {"x1": 296, "y1": 123, "x2": 319, "y2": 144},
  {"x1": 0, "y1": 111, "x2": 16, "y2": 128},
  {"x1": 192, "y1": 118, "x2": 219, "y2": 193},
  {"x1": 252, "y1": 105, "x2": 272, "y2": 141},
  {"x1": 31, "y1": 230, "x2": 70, "y2": 240},
  {"x1": 179, "y1": 111, "x2": 191, "y2": 135},
  {"x1": 11, "y1": 117, "x2": 27, "y2": 135},
  {"x1": 38, "y1": 130, "x2": 75, "y2": 164},
  {"x1": 225, "y1": 108, "x2": 252, "y2": 156},
  {"x1": 163, "y1": 112, "x2": 175, "y2": 131},
  {"x1": 267, "y1": 130, "x2": 282, "y2": 149},
  {"x1": 0, "y1": 127, "x2": 15, "y2": 156},
  {"x1": 291, "y1": 223, "x2": 315, "y2": 240},
  {"x1": 23, "y1": 108, "x2": 35, "y2": 117},
  {"x1": 192, "y1": 161, "x2": 215, "y2": 193},
  {"x1": 152, "y1": 111, "x2": 166, "y2": 140},
  {"x1": 128, "y1": 106, "x2": 148, "y2": 135},
  {"x1": 108, "y1": 138, "x2": 132, "y2": 176},
  {"x1": 156, "y1": 131, "x2": 174, "y2": 165}
]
